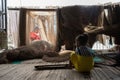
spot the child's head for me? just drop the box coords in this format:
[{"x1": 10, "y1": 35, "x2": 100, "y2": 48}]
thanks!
[
  {"x1": 33, "y1": 27, "x2": 40, "y2": 33},
  {"x1": 75, "y1": 33, "x2": 88, "y2": 47}
]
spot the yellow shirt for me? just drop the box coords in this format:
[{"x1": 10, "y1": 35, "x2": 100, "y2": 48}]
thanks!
[{"x1": 70, "y1": 51, "x2": 94, "y2": 72}]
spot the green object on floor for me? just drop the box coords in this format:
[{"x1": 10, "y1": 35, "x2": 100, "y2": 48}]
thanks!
[
  {"x1": 94, "y1": 56, "x2": 104, "y2": 63},
  {"x1": 12, "y1": 60, "x2": 22, "y2": 64}
]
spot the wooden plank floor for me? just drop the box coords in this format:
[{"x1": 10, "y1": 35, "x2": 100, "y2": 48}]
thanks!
[{"x1": 0, "y1": 59, "x2": 120, "y2": 80}]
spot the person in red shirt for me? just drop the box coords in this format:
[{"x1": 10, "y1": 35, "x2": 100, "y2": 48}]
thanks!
[{"x1": 30, "y1": 27, "x2": 41, "y2": 41}]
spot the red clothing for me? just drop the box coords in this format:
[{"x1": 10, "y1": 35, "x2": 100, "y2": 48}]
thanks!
[{"x1": 30, "y1": 32, "x2": 40, "y2": 41}]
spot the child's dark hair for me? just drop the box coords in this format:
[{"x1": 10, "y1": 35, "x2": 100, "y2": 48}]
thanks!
[
  {"x1": 33, "y1": 26, "x2": 39, "y2": 32},
  {"x1": 75, "y1": 33, "x2": 88, "y2": 45}
]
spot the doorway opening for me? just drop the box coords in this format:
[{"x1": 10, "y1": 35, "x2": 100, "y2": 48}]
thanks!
[{"x1": 26, "y1": 10, "x2": 57, "y2": 46}]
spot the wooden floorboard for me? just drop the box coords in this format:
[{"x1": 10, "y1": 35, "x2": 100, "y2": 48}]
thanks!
[{"x1": 0, "y1": 59, "x2": 120, "y2": 80}]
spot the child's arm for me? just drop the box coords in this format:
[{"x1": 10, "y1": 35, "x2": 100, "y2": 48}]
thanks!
[
  {"x1": 88, "y1": 47, "x2": 95, "y2": 57},
  {"x1": 59, "y1": 50, "x2": 74, "y2": 56}
]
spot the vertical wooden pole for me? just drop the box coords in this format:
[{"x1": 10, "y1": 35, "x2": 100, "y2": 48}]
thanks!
[{"x1": 19, "y1": 8, "x2": 26, "y2": 46}]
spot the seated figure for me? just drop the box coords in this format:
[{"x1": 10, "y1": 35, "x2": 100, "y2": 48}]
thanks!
[{"x1": 70, "y1": 34, "x2": 95, "y2": 72}]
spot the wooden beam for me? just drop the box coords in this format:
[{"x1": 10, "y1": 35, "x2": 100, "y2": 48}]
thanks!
[
  {"x1": 19, "y1": 8, "x2": 27, "y2": 46},
  {"x1": 8, "y1": 8, "x2": 57, "y2": 11}
]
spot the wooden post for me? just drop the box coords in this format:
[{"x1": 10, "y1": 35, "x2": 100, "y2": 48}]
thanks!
[{"x1": 19, "y1": 8, "x2": 26, "y2": 46}]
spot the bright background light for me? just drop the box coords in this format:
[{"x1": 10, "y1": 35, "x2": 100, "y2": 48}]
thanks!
[{"x1": 7, "y1": 0, "x2": 120, "y2": 8}]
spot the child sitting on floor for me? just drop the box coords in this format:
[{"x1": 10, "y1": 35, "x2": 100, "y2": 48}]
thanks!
[{"x1": 69, "y1": 33, "x2": 95, "y2": 72}]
